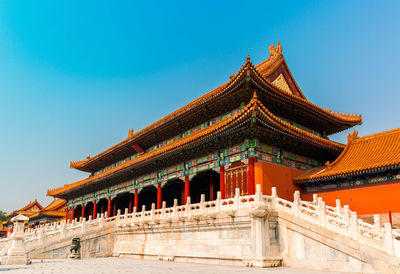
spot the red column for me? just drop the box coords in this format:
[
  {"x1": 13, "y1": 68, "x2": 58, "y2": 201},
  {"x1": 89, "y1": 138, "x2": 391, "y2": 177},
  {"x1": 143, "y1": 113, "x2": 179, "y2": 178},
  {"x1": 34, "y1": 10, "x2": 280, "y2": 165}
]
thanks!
[
  {"x1": 113, "y1": 198, "x2": 117, "y2": 216},
  {"x1": 128, "y1": 193, "x2": 133, "y2": 213},
  {"x1": 81, "y1": 204, "x2": 85, "y2": 219},
  {"x1": 71, "y1": 206, "x2": 75, "y2": 221},
  {"x1": 107, "y1": 197, "x2": 112, "y2": 217},
  {"x1": 220, "y1": 166, "x2": 226, "y2": 199},
  {"x1": 93, "y1": 201, "x2": 97, "y2": 219},
  {"x1": 65, "y1": 207, "x2": 69, "y2": 222},
  {"x1": 184, "y1": 175, "x2": 190, "y2": 204},
  {"x1": 157, "y1": 183, "x2": 162, "y2": 209},
  {"x1": 209, "y1": 174, "x2": 215, "y2": 201},
  {"x1": 247, "y1": 157, "x2": 255, "y2": 195},
  {"x1": 134, "y1": 189, "x2": 139, "y2": 212}
]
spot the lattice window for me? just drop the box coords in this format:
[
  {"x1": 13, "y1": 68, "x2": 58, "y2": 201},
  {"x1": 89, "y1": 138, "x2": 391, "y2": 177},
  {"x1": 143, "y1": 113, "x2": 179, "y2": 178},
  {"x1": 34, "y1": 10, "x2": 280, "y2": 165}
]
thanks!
[{"x1": 225, "y1": 165, "x2": 248, "y2": 198}]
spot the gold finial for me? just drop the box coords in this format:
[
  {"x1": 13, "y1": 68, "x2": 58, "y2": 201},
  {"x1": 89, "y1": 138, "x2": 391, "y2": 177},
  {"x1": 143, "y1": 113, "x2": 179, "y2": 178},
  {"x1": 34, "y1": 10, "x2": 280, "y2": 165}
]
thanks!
[
  {"x1": 268, "y1": 41, "x2": 283, "y2": 58},
  {"x1": 347, "y1": 130, "x2": 358, "y2": 143},
  {"x1": 325, "y1": 161, "x2": 332, "y2": 169},
  {"x1": 128, "y1": 128, "x2": 134, "y2": 138},
  {"x1": 86, "y1": 156, "x2": 91, "y2": 160},
  {"x1": 246, "y1": 54, "x2": 250, "y2": 62},
  {"x1": 230, "y1": 74, "x2": 235, "y2": 80}
]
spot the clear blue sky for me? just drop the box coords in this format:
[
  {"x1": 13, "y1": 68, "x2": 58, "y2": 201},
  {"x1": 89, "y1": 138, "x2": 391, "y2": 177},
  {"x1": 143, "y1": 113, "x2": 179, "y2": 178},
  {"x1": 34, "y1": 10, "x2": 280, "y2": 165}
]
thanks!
[{"x1": 1, "y1": 1, "x2": 399, "y2": 212}]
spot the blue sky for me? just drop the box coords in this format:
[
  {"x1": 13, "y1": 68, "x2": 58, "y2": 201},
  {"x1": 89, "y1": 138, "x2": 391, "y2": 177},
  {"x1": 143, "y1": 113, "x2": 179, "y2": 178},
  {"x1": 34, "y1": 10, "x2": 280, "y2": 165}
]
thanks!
[{"x1": 0, "y1": 1, "x2": 399, "y2": 212}]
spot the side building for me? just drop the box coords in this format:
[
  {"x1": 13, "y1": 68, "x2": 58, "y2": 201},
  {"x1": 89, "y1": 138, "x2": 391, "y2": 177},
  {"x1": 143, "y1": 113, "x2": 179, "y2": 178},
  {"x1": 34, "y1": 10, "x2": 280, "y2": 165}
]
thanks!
[{"x1": 47, "y1": 43, "x2": 361, "y2": 221}]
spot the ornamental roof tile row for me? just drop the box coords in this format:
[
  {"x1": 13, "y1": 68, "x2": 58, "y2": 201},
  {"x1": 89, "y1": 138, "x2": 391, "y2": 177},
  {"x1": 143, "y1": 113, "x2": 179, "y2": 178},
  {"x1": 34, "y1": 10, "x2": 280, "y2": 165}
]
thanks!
[
  {"x1": 48, "y1": 93, "x2": 344, "y2": 198},
  {"x1": 295, "y1": 128, "x2": 400, "y2": 183}
]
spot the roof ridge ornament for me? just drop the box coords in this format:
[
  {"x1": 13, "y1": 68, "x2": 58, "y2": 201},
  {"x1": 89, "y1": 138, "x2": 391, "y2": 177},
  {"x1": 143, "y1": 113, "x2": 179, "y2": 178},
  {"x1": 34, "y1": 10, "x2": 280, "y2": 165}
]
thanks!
[
  {"x1": 251, "y1": 91, "x2": 258, "y2": 101},
  {"x1": 348, "y1": 130, "x2": 359, "y2": 143},
  {"x1": 268, "y1": 42, "x2": 282, "y2": 59},
  {"x1": 325, "y1": 161, "x2": 332, "y2": 169},
  {"x1": 128, "y1": 128, "x2": 134, "y2": 138}
]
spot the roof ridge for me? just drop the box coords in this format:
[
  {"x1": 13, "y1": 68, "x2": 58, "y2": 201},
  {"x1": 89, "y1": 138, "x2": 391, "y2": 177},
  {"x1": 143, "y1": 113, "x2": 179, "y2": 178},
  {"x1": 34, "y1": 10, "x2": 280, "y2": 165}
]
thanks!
[
  {"x1": 70, "y1": 42, "x2": 361, "y2": 172},
  {"x1": 357, "y1": 128, "x2": 400, "y2": 142},
  {"x1": 49, "y1": 96, "x2": 343, "y2": 197}
]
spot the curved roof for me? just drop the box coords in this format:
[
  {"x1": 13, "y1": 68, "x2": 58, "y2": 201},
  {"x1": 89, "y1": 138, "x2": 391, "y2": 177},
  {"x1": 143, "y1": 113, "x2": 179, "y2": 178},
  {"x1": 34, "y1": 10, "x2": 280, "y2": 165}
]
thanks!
[
  {"x1": 48, "y1": 93, "x2": 344, "y2": 198},
  {"x1": 6, "y1": 200, "x2": 43, "y2": 217},
  {"x1": 296, "y1": 128, "x2": 400, "y2": 183},
  {"x1": 70, "y1": 43, "x2": 361, "y2": 172}
]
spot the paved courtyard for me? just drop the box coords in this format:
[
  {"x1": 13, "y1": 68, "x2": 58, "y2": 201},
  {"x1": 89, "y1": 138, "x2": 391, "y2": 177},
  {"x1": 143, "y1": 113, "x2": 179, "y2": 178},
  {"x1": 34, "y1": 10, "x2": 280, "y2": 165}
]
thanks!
[{"x1": 0, "y1": 258, "x2": 346, "y2": 274}]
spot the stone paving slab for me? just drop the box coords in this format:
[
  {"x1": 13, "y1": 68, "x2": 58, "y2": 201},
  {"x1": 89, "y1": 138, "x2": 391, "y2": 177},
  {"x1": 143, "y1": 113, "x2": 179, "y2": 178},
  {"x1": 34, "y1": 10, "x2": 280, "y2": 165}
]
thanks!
[{"x1": 0, "y1": 258, "x2": 346, "y2": 274}]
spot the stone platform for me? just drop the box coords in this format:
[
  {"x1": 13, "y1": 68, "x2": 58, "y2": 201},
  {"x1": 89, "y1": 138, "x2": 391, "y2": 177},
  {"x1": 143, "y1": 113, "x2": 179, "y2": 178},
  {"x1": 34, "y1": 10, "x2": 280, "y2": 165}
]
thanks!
[{"x1": 0, "y1": 258, "x2": 347, "y2": 274}]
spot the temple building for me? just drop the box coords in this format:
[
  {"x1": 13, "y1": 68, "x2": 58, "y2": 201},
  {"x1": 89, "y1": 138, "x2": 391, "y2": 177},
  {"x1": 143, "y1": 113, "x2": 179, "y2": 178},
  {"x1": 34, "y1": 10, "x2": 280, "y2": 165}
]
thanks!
[
  {"x1": 2, "y1": 200, "x2": 43, "y2": 234},
  {"x1": 2, "y1": 199, "x2": 66, "y2": 232},
  {"x1": 5, "y1": 200, "x2": 43, "y2": 221},
  {"x1": 47, "y1": 42, "x2": 366, "y2": 222},
  {"x1": 297, "y1": 128, "x2": 400, "y2": 222},
  {"x1": 27, "y1": 199, "x2": 66, "y2": 227}
]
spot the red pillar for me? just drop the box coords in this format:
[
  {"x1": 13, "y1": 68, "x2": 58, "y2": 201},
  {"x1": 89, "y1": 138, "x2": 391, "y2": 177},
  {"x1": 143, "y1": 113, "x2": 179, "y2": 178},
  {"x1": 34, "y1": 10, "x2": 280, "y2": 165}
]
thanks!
[
  {"x1": 92, "y1": 201, "x2": 97, "y2": 219},
  {"x1": 128, "y1": 193, "x2": 134, "y2": 213},
  {"x1": 210, "y1": 174, "x2": 215, "y2": 201},
  {"x1": 184, "y1": 175, "x2": 190, "y2": 204},
  {"x1": 81, "y1": 204, "x2": 85, "y2": 219},
  {"x1": 113, "y1": 198, "x2": 117, "y2": 216},
  {"x1": 107, "y1": 197, "x2": 112, "y2": 217},
  {"x1": 248, "y1": 157, "x2": 255, "y2": 195},
  {"x1": 157, "y1": 183, "x2": 162, "y2": 209},
  {"x1": 71, "y1": 206, "x2": 75, "y2": 221},
  {"x1": 65, "y1": 207, "x2": 69, "y2": 222},
  {"x1": 134, "y1": 189, "x2": 139, "y2": 212},
  {"x1": 219, "y1": 166, "x2": 226, "y2": 199}
]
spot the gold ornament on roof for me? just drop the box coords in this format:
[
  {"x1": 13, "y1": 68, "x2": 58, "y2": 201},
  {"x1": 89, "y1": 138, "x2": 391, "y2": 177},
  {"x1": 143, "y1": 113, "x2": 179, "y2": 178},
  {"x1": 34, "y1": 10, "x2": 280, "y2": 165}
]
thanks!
[
  {"x1": 348, "y1": 130, "x2": 359, "y2": 143},
  {"x1": 128, "y1": 128, "x2": 134, "y2": 138},
  {"x1": 268, "y1": 41, "x2": 282, "y2": 58}
]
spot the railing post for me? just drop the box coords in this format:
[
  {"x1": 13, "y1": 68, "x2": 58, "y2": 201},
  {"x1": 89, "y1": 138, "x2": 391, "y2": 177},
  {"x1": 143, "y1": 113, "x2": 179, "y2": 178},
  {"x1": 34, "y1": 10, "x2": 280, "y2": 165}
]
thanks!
[
  {"x1": 255, "y1": 184, "x2": 262, "y2": 203},
  {"x1": 350, "y1": 212, "x2": 359, "y2": 241},
  {"x1": 216, "y1": 191, "x2": 221, "y2": 212},
  {"x1": 317, "y1": 198, "x2": 326, "y2": 227},
  {"x1": 185, "y1": 196, "x2": 191, "y2": 217},
  {"x1": 292, "y1": 191, "x2": 300, "y2": 218},
  {"x1": 173, "y1": 199, "x2": 178, "y2": 218},
  {"x1": 141, "y1": 205, "x2": 146, "y2": 220},
  {"x1": 161, "y1": 201, "x2": 166, "y2": 219},
  {"x1": 81, "y1": 218, "x2": 86, "y2": 233},
  {"x1": 312, "y1": 193, "x2": 318, "y2": 205},
  {"x1": 99, "y1": 213, "x2": 105, "y2": 228},
  {"x1": 235, "y1": 188, "x2": 240, "y2": 210},
  {"x1": 335, "y1": 199, "x2": 341, "y2": 214},
  {"x1": 270, "y1": 187, "x2": 277, "y2": 210},
  {"x1": 343, "y1": 205, "x2": 350, "y2": 224},
  {"x1": 373, "y1": 214, "x2": 381, "y2": 233},
  {"x1": 151, "y1": 203, "x2": 155, "y2": 219},
  {"x1": 200, "y1": 194, "x2": 205, "y2": 214},
  {"x1": 384, "y1": 223, "x2": 394, "y2": 255}
]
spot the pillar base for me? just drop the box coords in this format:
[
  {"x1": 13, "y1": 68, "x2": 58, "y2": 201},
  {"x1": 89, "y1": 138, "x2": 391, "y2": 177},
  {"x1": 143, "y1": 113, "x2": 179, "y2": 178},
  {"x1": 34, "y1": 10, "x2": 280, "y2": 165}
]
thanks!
[{"x1": 243, "y1": 256, "x2": 282, "y2": 268}]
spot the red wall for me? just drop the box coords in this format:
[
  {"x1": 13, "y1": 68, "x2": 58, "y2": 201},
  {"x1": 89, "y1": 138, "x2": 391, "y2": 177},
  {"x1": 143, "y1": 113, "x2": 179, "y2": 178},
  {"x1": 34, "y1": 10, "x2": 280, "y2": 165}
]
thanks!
[
  {"x1": 254, "y1": 160, "x2": 303, "y2": 201},
  {"x1": 302, "y1": 180, "x2": 400, "y2": 215}
]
